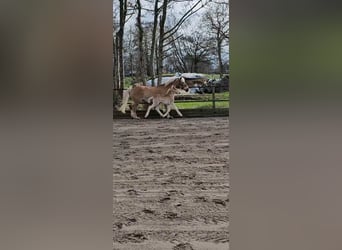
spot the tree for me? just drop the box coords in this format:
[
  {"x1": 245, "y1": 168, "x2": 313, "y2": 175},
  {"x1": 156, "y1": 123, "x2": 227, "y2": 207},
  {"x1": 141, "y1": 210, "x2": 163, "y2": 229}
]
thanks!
[
  {"x1": 113, "y1": 0, "x2": 128, "y2": 102},
  {"x1": 182, "y1": 33, "x2": 213, "y2": 72},
  {"x1": 149, "y1": 0, "x2": 160, "y2": 86},
  {"x1": 156, "y1": 0, "x2": 209, "y2": 85},
  {"x1": 123, "y1": 27, "x2": 135, "y2": 78},
  {"x1": 165, "y1": 31, "x2": 213, "y2": 73},
  {"x1": 113, "y1": 0, "x2": 135, "y2": 101},
  {"x1": 156, "y1": 0, "x2": 168, "y2": 85},
  {"x1": 113, "y1": 9, "x2": 120, "y2": 104},
  {"x1": 165, "y1": 33, "x2": 188, "y2": 72},
  {"x1": 135, "y1": 0, "x2": 147, "y2": 83},
  {"x1": 203, "y1": 1, "x2": 229, "y2": 78}
]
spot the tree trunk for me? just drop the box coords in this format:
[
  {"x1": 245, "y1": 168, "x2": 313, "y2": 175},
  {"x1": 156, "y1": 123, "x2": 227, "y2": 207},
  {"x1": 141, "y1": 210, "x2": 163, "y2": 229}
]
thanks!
[
  {"x1": 157, "y1": 0, "x2": 168, "y2": 85},
  {"x1": 194, "y1": 53, "x2": 199, "y2": 73},
  {"x1": 116, "y1": 0, "x2": 127, "y2": 93},
  {"x1": 113, "y1": 30, "x2": 120, "y2": 105},
  {"x1": 217, "y1": 32, "x2": 223, "y2": 78},
  {"x1": 144, "y1": 32, "x2": 150, "y2": 78},
  {"x1": 136, "y1": 0, "x2": 146, "y2": 84},
  {"x1": 149, "y1": 0, "x2": 159, "y2": 86},
  {"x1": 129, "y1": 51, "x2": 133, "y2": 79}
]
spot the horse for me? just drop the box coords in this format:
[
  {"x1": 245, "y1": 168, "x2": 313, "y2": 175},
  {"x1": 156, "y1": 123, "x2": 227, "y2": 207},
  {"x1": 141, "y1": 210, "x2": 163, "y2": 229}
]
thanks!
[
  {"x1": 118, "y1": 77, "x2": 189, "y2": 119},
  {"x1": 144, "y1": 85, "x2": 183, "y2": 119}
]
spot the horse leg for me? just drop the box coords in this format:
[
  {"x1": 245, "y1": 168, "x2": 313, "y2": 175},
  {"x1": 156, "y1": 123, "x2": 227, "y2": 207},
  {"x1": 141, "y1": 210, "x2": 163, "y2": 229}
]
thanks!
[
  {"x1": 145, "y1": 100, "x2": 161, "y2": 118},
  {"x1": 163, "y1": 105, "x2": 172, "y2": 118},
  {"x1": 155, "y1": 105, "x2": 165, "y2": 118},
  {"x1": 144, "y1": 104, "x2": 154, "y2": 118},
  {"x1": 172, "y1": 103, "x2": 183, "y2": 117},
  {"x1": 130, "y1": 103, "x2": 140, "y2": 119}
]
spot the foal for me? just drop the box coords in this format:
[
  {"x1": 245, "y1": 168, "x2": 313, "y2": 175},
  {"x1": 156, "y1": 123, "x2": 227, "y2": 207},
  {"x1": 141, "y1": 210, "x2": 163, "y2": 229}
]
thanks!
[{"x1": 144, "y1": 85, "x2": 183, "y2": 119}]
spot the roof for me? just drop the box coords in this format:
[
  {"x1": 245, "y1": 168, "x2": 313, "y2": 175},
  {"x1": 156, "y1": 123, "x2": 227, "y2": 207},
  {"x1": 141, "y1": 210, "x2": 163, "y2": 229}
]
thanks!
[
  {"x1": 180, "y1": 73, "x2": 208, "y2": 80},
  {"x1": 145, "y1": 73, "x2": 208, "y2": 86}
]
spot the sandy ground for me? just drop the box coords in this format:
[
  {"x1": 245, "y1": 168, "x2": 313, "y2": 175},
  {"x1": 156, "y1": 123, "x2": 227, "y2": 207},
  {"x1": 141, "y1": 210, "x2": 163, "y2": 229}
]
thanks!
[{"x1": 113, "y1": 117, "x2": 229, "y2": 250}]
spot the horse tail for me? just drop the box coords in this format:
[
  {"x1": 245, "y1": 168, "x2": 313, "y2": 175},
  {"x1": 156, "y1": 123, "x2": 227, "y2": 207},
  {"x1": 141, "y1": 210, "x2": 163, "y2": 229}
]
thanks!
[{"x1": 118, "y1": 87, "x2": 132, "y2": 114}]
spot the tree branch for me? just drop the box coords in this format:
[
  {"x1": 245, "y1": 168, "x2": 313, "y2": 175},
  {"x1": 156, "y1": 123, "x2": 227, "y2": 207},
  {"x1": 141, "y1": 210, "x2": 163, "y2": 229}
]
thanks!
[{"x1": 163, "y1": 0, "x2": 206, "y2": 38}]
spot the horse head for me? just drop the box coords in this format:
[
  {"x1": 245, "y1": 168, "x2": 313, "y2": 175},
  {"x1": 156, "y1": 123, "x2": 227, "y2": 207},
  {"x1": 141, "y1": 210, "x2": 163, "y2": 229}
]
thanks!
[{"x1": 176, "y1": 77, "x2": 189, "y2": 92}]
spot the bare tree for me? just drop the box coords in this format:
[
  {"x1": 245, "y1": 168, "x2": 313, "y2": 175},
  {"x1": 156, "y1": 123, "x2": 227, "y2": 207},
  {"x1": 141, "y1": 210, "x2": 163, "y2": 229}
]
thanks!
[
  {"x1": 167, "y1": 33, "x2": 188, "y2": 72},
  {"x1": 113, "y1": 0, "x2": 136, "y2": 101},
  {"x1": 156, "y1": 0, "x2": 168, "y2": 85},
  {"x1": 113, "y1": 0, "x2": 128, "y2": 101},
  {"x1": 115, "y1": 0, "x2": 228, "y2": 93},
  {"x1": 124, "y1": 27, "x2": 135, "y2": 79},
  {"x1": 135, "y1": 0, "x2": 147, "y2": 83},
  {"x1": 165, "y1": 31, "x2": 213, "y2": 73},
  {"x1": 113, "y1": 11, "x2": 120, "y2": 104},
  {"x1": 182, "y1": 33, "x2": 213, "y2": 72},
  {"x1": 149, "y1": 0, "x2": 160, "y2": 86},
  {"x1": 156, "y1": 0, "x2": 209, "y2": 85},
  {"x1": 203, "y1": 1, "x2": 229, "y2": 78}
]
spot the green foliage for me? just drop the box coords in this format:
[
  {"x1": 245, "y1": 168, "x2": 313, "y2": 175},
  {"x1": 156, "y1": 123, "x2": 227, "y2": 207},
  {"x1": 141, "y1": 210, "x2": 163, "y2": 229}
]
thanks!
[
  {"x1": 204, "y1": 73, "x2": 220, "y2": 79},
  {"x1": 124, "y1": 77, "x2": 133, "y2": 88}
]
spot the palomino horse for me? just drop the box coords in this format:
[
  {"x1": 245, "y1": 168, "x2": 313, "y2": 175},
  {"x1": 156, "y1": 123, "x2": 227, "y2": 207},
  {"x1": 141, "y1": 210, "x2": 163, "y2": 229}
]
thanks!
[
  {"x1": 144, "y1": 85, "x2": 183, "y2": 119},
  {"x1": 118, "y1": 77, "x2": 188, "y2": 119}
]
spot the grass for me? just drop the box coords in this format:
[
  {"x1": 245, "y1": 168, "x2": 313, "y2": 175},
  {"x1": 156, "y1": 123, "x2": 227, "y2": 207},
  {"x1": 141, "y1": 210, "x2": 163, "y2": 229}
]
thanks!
[
  {"x1": 204, "y1": 73, "x2": 222, "y2": 79},
  {"x1": 206, "y1": 91, "x2": 229, "y2": 99},
  {"x1": 174, "y1": 91, "x2": 229, "y2": 109},
  {"x1": 175, "y1": 92, "x2": 229, "y2": 101},
  {"x1": 175, "y1": 100, "x2": 229, "y2": 109}
]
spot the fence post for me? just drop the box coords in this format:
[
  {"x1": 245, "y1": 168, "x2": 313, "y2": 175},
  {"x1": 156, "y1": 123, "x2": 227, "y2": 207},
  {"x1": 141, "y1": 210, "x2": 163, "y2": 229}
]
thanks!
[{"x1": 212, "y1": 84, "x2": 216, "y2": 110}]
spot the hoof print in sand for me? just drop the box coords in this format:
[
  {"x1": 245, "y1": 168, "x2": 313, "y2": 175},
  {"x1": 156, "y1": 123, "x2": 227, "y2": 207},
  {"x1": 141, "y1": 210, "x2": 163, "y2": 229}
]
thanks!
[
  {"x1": 142, "y1": 208, "x2": 155, "y2": 214},
  {"x1": 212, "y1": 198, "x2": 226, "y2": 206},
  {"x1": 159, "y1": 197, "x2": 171, "y2": 203},
  {"x1": 126, "y1": 217, "x2": 137, "y2": 223},
  {"x1": 164, "y1": 211, "x2": 178, "y2": 219},
  {"x1": 125, "y1": 233, "x2": 147, "y2": 243},
  {"x1": 173, "y1": 242, "x2": 194, "y2": 250},
  {"x1": 114, "y1": 222, "x2": 123, "y2": 230},
  {"x1": 127, "y1": 189, "x2": 138, "y2": 195},
  {"x1": 195, "y1": 196, "x2": 208, "y2": 202}
]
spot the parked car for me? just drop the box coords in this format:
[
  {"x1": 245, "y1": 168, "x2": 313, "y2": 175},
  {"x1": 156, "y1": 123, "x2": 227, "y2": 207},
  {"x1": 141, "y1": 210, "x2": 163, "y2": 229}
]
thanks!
[{"x1": 203, "y1": 76, "x2": 229, "y2": 93}]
